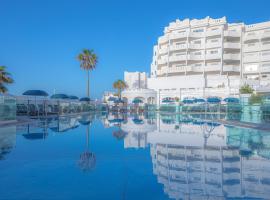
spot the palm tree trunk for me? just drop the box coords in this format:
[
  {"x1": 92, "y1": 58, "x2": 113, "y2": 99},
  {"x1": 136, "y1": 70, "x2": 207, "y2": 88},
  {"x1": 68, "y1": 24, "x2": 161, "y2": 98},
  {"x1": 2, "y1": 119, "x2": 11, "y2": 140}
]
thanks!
[{"x1": 87, "y1": 70, "x2": 90, "y2": 98}]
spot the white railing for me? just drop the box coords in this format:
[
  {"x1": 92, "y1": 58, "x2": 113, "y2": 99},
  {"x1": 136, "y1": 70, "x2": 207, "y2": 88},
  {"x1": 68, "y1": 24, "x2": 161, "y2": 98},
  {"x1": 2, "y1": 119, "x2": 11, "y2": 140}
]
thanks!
[
  {"x1": 158, "y1": 36, "x2": 169, "y2": 44},
  {"x1": 223, "y1": 53, "x2": 240, "y2": 60},
  {"x1": 189, "y1": 43, "x2": 204, "y2": 49},
  {"x1": 224, "y1": 31, "x2": 241, "y2": 37},
  {"x1": 169, "y1": 55, "x2": 187, "y2": 62},
  {"x1": 204, "y1": 65, "x2": 221, "y2": 72},
  {"x1": 223, "y1": 42, "x2": 241, "y2": 49},
  {"x1": 223, "y1": 65, "x2": 240, "y2": 72},
  {"x1": 243, "y1": 43, "x2": 260, "y2": 52},
  {"x1": 206, "y1": 29, "x2": 222, "y2": 37},
  {"x1": 189, "y1": 32, "x2": 205, "y2": 38},
  {"x1": 205, "y1": 53, "x2": 222, "y2": 60},
  {"x1": 188, "y1": 54, "x2": 205, "y2": 60},
  {"x1": 170, "y1": 32, "x2": 188, "y2": 40},
  {"x1": 205, "y1": 42, "x2": 222, "y2": 48},
  {"x1": 170, "y1": 44, "x2": 187, "y2": 51}
]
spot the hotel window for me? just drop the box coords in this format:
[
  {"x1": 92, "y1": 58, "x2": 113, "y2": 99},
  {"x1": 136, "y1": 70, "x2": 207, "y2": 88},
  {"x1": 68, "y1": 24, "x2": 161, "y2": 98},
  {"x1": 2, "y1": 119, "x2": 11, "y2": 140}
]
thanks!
[
  {"x1": 193, "y1": 40, "x2": 201, "y2": 44},
  {"x1": 247, "y1": 43, "x2": 255, "y2": 47},
  {"x1": 194, "y1": 51, "x2": 202, "y2": 55}
]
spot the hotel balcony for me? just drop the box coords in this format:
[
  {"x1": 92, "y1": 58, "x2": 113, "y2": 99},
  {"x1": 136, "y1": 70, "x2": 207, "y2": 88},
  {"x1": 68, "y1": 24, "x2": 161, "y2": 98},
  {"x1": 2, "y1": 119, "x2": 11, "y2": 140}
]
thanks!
[
  {"x1": 261, "y1": 42, "x2": 270, "y2": 51},
  {"x1": 157, "y1": 68, "x2": 167, "y2": 75},
  {"x1": 224, "y1": 31, "x2": 241, "y2": 38},
  {"x1": 169, "y1": 55, "x2": 187, "y2": 62},
  {"x1": 158, "y1": 36, "x2": 169, "y2": 44},
  {"x1": 244, "y1": 33, "x2": 259, "y2": 42},
  {"x1": 204, "y1": 64, "x2": 221, "y2": 72},
  {"x1": 170, "y1": 44, "x2": 187, "y2": 51},
  {"x1": 189, "y1": 32, "x2": 205, "y2": 38},
  {"x1": 261, "y1": 52, "x2": 270, "y2": 62},
  {"x1": 206, "y1": 29, "x2": 222, "y2": 37},
  {"x1": 223, "y1": 65, "x2": 240, "y2": 72},
  {"x1": 260, "y1": 66, "x2": 270, "y2": 73},
  {"x1": 243, "y1": 43, "x2": 260, "y2": 52},
  {"x1": 157, "y1": 58, "x2": 167, "y2": 65},
  {"x1": 170, "y1": 32, "x2": 188, "y2": 40},
  {"x1": 167, "y1": 66, "x2": 187, "y2": 73},
  {"x1": 159, "y1": 47, "x2": 168, "y2": 54},
  {"x1": 223, "y1": 53, "x2": 240, "y2": 60},
  {"x1": 243, "y1": 53, "x2": 260, "y2": 63},
  {"x1": 206, "y1": 42, "x2": 222, "y2": 49},
  {"x1": 261, "y1": 30, "x2": 270, "y2": 39},
  {"x1": 189, "y1": 43, "x2": 204, "y2": 49},
  {"x1": 205, "y1": 53, "x2": 222, "y2": 60},
  {"x1": 223, "y1": 42, "x2": 241, "y2": 49},
  {"x1": 192, "y1": 66, "x2": 204, "y2": 72},
  {"x1": 188, "y1": 54, "x2": 205, "y2": 61}
]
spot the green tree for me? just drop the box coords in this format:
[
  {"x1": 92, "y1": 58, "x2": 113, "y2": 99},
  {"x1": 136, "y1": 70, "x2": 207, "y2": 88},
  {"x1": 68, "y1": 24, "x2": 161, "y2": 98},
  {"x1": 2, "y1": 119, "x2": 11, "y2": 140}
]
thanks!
[
  {"x1": 77, "y1": 49, "x2": 98, "y2": 98},
  {"x1": 0, "y1": 66, "x2": 14, "y2": 94},
  {"x1": 239, "y1": 84, "x2": 254, "y2": 94},
  {"x1": 113, "y1": 80, "x2": 127, "y2": 99}
]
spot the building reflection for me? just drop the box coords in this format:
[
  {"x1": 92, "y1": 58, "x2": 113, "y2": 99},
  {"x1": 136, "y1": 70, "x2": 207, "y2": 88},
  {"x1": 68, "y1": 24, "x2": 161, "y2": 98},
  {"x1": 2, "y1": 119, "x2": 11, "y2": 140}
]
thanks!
[{"x1": 107, "y1": 113, "x2": 270, "y2": 200}]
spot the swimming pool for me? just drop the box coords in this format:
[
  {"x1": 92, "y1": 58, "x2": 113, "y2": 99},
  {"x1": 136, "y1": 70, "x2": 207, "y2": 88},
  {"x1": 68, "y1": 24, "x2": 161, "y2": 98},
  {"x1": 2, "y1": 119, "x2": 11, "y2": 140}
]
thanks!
[{"x1": 1, "y1": 113, "x2": 270, "y2": 199}]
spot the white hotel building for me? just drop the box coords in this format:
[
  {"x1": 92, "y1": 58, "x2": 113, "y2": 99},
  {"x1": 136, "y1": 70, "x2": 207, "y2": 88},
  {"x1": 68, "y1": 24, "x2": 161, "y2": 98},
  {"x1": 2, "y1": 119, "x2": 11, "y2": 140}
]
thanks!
[{"x1": 148, "y1": 16, "x2": 270, "y2": 103}]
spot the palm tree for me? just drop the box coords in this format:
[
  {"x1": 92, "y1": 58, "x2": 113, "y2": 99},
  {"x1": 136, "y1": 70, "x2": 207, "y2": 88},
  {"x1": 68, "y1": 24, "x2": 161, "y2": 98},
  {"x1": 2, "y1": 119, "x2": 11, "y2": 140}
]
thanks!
[
  {"x1": 113, "y1": 80, "x2": 127, "y2": 99},
  {"x1": 77, "y1": 49, "x2": 98, "y2": 98},
  {"x1": 0, "y1": 66, "x2": 13, "y2": 94}
]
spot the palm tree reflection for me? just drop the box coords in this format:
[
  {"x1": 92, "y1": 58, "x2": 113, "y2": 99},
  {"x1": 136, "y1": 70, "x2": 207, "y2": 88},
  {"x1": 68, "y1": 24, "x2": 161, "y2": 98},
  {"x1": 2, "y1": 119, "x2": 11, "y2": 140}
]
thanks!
[{"x1": 78, "y1": 115, "x2": 96, "y2": 172}]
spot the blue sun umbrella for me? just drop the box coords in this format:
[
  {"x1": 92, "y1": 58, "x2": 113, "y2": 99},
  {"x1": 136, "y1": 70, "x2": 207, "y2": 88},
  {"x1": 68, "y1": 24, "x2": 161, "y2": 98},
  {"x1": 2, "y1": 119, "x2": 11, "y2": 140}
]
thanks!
[
  {"x1": 223, "y1": 97, "x2": 240, "y2": 103},
  {"x1": 194, "y1": 98, "x2": 206, "y2": 103},
  {"x1": 69, "y1": 95, "x2": 79, "y2": 100},
  {"x1": 114, "y1": 99, "x2": 125, "y2": 104},
  {"x1": 182, "y1": 99, "x2": 194, "y2": 104},
  {"x1": 51, "y1": 94, "x2": 69, "y2": 99},
  {"x1": 207, "y1": 97, "x2": 221, "y2": 103},
  {"x1": 23, "y1": 90, "x2": 48, "y2": 97}
]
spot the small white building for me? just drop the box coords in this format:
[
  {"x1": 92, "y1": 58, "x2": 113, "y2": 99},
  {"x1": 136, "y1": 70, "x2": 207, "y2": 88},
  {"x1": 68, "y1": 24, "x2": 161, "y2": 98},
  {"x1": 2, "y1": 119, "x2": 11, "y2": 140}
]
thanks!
[{"x1": 122, "y1": 71, "x2": 157, "y2": 104}]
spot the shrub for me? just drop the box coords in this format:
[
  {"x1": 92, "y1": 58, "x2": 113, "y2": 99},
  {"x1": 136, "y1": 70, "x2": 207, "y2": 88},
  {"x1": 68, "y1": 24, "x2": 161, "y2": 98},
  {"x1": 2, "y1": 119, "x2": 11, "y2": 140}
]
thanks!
[{"x1": 240, "y1": 84, "x2": 254, "y2": 94}]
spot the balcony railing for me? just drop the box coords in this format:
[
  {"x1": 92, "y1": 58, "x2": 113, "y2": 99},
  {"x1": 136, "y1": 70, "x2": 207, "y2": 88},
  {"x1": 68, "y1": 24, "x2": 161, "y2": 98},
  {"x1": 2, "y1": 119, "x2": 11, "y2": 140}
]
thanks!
[
  {"x1": 189, "y1": 43, "x2": 204, "y2": 49},
  {"x1": 158, "y1": 36, "x2": 169, "y2": 44},
  {"x1": 243, "y1": 53, "x2": 260, "y2": 63},
  {"x1": 243, "y1": 43, "x2": 260, "y2": 52},
  {"x1": 244, "y1": 33, "x2": 259, "y2": 42},
  {"x1": 261, "y1": 31, "x2": 270, "y2": 39},
  {"x1": 170, "y1": 32, "x2": 188, "y2": 40},
  {"x1": 188, "y1": 54, "x2": 205, "y2": 60},
  {"x1": 223, "y1": 53, "x2": 240, "y2": 60},
  {"x1": 224, "y1": 31, "x2": 241, "y2": 37},
  {"x1": 261, "y1": 52, "x2": 270, "y2": 62},
  {"x1": 159, "y1": 47, "x2": 168, "y2": 54},
  {"x1": 223, "y1": 65, "x2": 240, "y2": 72},
  {"x1": 168, "y1": 67, "x2": 186, "y2": 73},
  {"x1": 170, "y1": 44, "x2": 187, "y2": 51},
  {"x1": 261, "y1": 42, "x2": 270, "y2": 51},
  {"x1": 192, "y1": 66, "x2": 204, "y2": 72},
  {"x1": 223, "y1": 42, "x2": 241, "y2": 49},
  {"x1": 260, "y1": 66, "x2": 270, "y2": 73},
  {"x1": 169, "y1": 55, "x2": 187, "y2": 62},
  {"x1": 206, "y1": 42, "x2": 222, "y2": 48},
  {"x1": 205, "y1": 53, "x2": 222, "y2": 60},
  {"x1": 204, "y1": 65, "x2": 221, "y2": 72},
  {"x1": 206, "y1": 29, "x2": 222, "y2": 37},
  {"x1": 189, "y1": 32, "x2": 205, "y2": 38},
  {"x1": 157, "y1": 58, "x2": 167, "y2": 65}
]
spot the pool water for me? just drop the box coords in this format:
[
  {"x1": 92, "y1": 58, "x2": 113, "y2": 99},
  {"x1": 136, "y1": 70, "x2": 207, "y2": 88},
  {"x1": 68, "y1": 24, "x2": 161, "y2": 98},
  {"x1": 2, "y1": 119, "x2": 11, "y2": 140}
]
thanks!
[{"x1": 1, "y1": 113, "x2": 270, "y2": 200}]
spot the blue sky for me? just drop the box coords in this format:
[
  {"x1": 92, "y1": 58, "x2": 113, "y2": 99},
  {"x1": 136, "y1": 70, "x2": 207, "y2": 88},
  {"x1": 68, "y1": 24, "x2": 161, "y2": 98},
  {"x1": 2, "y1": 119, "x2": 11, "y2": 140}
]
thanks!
[{"x1": 1, "y1": 0, "x2": 270, "y2": 98}]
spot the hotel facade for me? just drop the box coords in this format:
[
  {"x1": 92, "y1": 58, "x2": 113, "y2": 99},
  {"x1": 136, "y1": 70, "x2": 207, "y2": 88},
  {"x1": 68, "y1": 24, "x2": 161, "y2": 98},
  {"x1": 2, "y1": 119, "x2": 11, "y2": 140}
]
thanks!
[
  {"x1": 149, "y1": 16, "x2": 270, "y2": 103},
  {"x1": 122, "y1": 16, "x2": 270, "y2": 105}
]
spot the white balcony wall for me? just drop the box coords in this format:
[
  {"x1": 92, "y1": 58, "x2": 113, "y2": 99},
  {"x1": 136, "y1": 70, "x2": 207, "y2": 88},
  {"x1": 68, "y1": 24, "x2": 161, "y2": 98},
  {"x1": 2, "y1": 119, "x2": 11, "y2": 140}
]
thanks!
[
  {"x1": 223, "y1": 42, "x2": 241, "y2": 49},
  {"x1": 223, "y1": 65, "x2": 240, "y2": 72},
  {"x1": 169, "y1": 55, "x2": 187, "y2": 62},
  {"x1": 243, "y1": 43, "x2": 260, "y2": 52},
  {"x1": 224, "y1": 31, "x2": 241, "y2": 37},
  {"x1": 223, "y1": 53, "x2": 241, "y2": 60},
  {"x1": 206, "y1": 29, "x2": 222, "y2": 37},
  {"x1": 243, "y1": 53, "x2": 260, "y2": 63}
]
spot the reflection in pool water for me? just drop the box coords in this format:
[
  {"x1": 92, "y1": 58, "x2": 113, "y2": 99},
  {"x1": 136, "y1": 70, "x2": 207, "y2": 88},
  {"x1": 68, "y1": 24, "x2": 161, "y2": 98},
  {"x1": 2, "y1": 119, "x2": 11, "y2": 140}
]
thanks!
[{"x1": 0, "y1": 113, "x2": 270, "y2": 199}]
